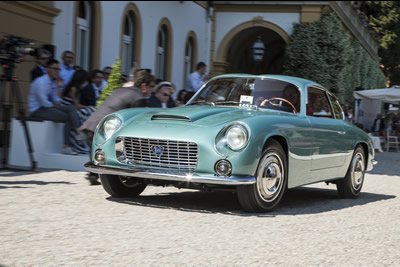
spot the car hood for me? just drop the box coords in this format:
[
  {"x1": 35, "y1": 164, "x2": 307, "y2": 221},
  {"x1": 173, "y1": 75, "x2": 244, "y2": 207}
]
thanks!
[{"x1": 127, "y1": 105, "x2": 262, "y2": 127}]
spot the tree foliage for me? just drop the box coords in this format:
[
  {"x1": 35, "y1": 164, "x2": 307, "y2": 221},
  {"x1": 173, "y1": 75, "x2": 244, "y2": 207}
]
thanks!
[
  {"x1": 284, "y1": 12, "x2": 386, "y2": 104},
  {"x1": 360, "y1": 1, "x2": 400, "y2": 86},
  {"x1": 360, "y1": 1, "x2": 400, "y2": 49},
  {"x1": 96, "y1": 58, "x2": 123, "y2": 108}
]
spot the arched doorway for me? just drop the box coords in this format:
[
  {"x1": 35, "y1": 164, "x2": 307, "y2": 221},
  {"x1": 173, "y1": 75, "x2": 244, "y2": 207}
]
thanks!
[
  {"x1": 214, "y1": 19, "x2": 289, "y2": 75},
  {"x1": 226, "y1": 27, "x2": 286, "y2": 75}
]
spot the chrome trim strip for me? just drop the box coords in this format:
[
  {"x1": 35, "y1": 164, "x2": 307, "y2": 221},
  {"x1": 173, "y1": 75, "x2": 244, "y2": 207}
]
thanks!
[{"x1": 84, "y1": 162, "x2": 255, "y2": 186}]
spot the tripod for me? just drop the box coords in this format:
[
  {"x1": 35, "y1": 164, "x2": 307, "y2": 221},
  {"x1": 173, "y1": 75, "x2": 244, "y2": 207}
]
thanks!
[{"x1": 0, "y1": 60, "x2": 36, "y2": 170}]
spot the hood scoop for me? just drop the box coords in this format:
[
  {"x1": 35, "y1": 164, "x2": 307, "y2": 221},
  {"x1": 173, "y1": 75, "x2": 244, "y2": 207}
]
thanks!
[{"x1": 151, "y1": 114, "x2": 192, "y2": 122}]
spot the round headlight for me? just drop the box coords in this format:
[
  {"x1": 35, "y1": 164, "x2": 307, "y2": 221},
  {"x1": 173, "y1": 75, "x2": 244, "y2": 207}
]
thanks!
[
  {"x1": 103, "y1": 116, "x2": 122, "y2": 140},
  {"x1": 225, "y1": 125, "x2": 247, "y2": 151}
]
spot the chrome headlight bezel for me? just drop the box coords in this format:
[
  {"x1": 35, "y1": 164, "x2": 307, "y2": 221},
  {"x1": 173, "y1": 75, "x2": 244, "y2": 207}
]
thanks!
[
  {"x1": 94, "y1": 114, "x2": 124, "y2": 146},
  {"x1": 215, "y1": 122, "x2": 250, "y2": 156}
]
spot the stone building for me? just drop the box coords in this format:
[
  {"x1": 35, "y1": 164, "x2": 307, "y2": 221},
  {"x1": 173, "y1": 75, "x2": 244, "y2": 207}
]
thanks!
[{"x1": 0, "y1": 1, "x2": 378, "y2": 146}]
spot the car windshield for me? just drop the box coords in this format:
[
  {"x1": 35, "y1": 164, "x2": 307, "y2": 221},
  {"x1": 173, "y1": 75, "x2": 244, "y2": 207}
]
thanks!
[{"x1": 187, "y1": 77, "x2": 301, "y2": 113}]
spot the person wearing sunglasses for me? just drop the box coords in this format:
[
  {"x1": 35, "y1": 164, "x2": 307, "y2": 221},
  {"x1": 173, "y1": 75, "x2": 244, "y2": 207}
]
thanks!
[
  {"x1": 28, "y1": 59, "x2": 87, "y2": 155},
  {"x1": 31, "y1": 49, "x2": 52, "y2": 82},
  {"x1": 135, "y1": 81, "x2": 176, "y2": 109}
]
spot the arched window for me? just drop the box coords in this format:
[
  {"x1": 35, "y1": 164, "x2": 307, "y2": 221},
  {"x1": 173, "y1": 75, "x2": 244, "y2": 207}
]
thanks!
[
  {"x1": 157, "y1": 25, "x2": 168, "y2": 80},
  {"x1": 122, "y1": 13, "x2": 135, "y2": 75},
  {"x1": 184, "y1": 37, "x2": 194, "y2": 82},
  {"x1": 76, "y1": 1, "x2": 91, "y2": 71}
]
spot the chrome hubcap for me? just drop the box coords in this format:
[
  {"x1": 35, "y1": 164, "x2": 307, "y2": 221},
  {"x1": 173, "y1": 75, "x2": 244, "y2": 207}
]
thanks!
[
  {"x1": 256, "y1": 152, "x2": 284, "y2": 202},
  {"x1": 351, "y1": 152, "x2": 365, "y2": 191}
]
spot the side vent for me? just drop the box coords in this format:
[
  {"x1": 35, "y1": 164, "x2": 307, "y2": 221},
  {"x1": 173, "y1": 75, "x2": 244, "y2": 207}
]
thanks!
[{"x1": 151, "y1": 114, "x2": 192, "y2": 122}]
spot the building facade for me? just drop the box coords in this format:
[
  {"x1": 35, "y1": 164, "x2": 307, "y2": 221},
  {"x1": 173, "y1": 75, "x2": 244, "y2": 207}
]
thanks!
[{"x1": 0, "y1": 1, "x2": 378, "y2": 110}]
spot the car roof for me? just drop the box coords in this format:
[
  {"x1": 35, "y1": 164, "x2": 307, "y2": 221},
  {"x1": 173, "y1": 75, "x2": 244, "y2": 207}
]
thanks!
[{"x1": 212, "y1": 74, "x2": 328, "y2": 93}]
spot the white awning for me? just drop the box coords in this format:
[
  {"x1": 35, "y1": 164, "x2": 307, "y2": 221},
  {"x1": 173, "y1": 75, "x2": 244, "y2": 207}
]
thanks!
[{"x1": 353, "y1": 86, "x2": 400, "y2": 102}]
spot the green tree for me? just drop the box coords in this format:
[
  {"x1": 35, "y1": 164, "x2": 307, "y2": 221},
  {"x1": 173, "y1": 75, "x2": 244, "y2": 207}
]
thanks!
[
  {"x1": 96, "y1": 58, "x2": 123, "y2": 108},
  {"x1": 360, "y1": 1, "x2": 400, "y2": 49},
  {"x1": 360, "y1": 1, "x2": 400, "y2": 86}
]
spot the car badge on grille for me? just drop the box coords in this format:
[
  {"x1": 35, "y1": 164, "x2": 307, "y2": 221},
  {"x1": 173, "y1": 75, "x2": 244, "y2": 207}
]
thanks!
[{"x1": 152, "y1": 145, "x2": 164, "y2": 158}]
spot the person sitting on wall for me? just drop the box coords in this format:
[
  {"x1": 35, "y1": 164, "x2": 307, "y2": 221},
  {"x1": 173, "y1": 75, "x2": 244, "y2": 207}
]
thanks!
[
  {"x1": 28, "y1": 59, "x2": 87, "y2": 155},
  {"x1": 59, "y1": 50, "x2": 76, "y2": 92},
  {"x1": 80, "y1": 69, "x2": 105, "y2": 106}
]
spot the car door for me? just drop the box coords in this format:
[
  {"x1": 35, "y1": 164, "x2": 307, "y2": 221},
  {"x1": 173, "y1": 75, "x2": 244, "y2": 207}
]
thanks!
[{"x1": 306, "y1": 87, "x2": 347, "y2": 170}]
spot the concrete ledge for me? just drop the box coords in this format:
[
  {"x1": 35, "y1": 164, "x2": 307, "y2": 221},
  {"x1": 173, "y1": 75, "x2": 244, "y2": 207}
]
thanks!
[{"x1": 8, "y1": 118, "x2": 88, "y2": 171}]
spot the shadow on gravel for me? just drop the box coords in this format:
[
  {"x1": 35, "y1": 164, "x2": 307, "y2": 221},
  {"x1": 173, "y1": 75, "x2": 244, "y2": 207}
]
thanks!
[
  {"x1": 0, "y1": 180, "x2": 74, "y2": 189},
  {"x1": 368, "y1": 152, "x2": 400, "y2": 176},
  {"x1": 106, "y1": 186, "x2": 395, "y2": 217},
  {"x1": 0, "y1": 169, "x2": 66, "y2": 177}
]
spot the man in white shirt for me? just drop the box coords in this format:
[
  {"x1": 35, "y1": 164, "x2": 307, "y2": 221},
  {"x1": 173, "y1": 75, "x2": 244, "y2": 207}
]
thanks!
[{"x1": 186, "y1": 62, "x2": 211, "y2": 92}]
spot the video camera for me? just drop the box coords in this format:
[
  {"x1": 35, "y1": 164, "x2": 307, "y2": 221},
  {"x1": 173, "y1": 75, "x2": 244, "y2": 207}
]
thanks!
[{"x1": 0, "y1": 34, "x2": 38, "y2": 63}]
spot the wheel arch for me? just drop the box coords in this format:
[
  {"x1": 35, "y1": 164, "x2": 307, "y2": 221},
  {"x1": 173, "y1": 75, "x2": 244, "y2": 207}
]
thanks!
[
  {"x1": 262, "y1": 135, "x2": 289, "y2": 174},
  {"x1": 358, "y1": 142, "x2": 369, "y2": 168},
  {"x1": 263, "y1": 135, "x2": 288, "y2": 158}
]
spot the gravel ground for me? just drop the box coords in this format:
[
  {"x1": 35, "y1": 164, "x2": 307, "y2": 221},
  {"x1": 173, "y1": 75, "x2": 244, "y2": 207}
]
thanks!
[{"x1": 1, "y1": 152, "x2": 400, "y2": 266}]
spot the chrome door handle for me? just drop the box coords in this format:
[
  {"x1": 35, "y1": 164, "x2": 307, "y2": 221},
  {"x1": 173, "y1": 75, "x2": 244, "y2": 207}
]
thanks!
[{"x1": 337, "y1": 131, "x2": 346, "y2": 135}]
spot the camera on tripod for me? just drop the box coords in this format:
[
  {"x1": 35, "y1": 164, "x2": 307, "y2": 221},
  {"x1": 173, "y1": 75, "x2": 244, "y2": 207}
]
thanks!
[
  {"x1": 0, "y1": 34, "x2": 38, "y2": 63},
  {"x1": 0, "y1": 34, "x2": 38, "y2": 170}
]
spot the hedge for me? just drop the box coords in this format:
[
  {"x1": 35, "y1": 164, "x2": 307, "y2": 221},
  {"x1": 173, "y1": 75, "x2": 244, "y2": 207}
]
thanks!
[{"x1": 284, "y1": 12, "x2": 386, "y2": 104}]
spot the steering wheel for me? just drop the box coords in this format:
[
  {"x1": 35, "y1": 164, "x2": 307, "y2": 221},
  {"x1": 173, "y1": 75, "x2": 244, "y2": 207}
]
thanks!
[{"x1": 260, "y1": 97, "x2": 298, "y2": 113}]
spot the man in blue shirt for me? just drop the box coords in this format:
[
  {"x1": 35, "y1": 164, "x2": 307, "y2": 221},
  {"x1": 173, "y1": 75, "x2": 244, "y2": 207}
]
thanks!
[
  {"x1": 59, "y1": 50, "x2": 75, "y2": 92},
  {"x1": 186, "y1": 62, "x2": 211, "y2": 92},
  {"x1": 28, "y1": 59, "x2": 86, "y2": 155}
]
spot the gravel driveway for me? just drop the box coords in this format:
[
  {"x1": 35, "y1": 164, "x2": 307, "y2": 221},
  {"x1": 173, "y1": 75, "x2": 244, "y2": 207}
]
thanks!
[{"x1": 1, "y1": 152, "x2": 399, "y2": 266}]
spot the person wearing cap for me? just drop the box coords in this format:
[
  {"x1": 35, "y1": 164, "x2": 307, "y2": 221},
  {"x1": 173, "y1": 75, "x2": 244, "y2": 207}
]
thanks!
[{"x1": 136, "y1": 81, "x2": 176, "y2": 108}]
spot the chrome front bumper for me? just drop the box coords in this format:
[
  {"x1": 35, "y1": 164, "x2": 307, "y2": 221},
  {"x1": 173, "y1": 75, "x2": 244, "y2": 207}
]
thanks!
[{"x1": 84, "y1": 162, "x2": 256, "y2": 186}]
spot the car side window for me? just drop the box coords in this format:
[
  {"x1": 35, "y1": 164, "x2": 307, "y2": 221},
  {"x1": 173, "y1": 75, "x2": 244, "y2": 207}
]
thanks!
[
  {"x1": 306, "y1": 87, "x2": 333, "y2": 118},
  {"x1": 329, "y1": 94, "x2": 344, "y2": 120}
]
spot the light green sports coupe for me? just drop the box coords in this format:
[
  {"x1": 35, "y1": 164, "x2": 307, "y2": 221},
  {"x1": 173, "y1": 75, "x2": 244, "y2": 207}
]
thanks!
[{"x1": 85, "y1": 74, "x2": 377, "y2": 212}]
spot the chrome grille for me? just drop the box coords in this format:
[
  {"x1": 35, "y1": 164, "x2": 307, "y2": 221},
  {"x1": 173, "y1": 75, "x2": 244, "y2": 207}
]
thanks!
[{"x1": 123, "y1": 137, "x2": 198, "y2": 169}]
